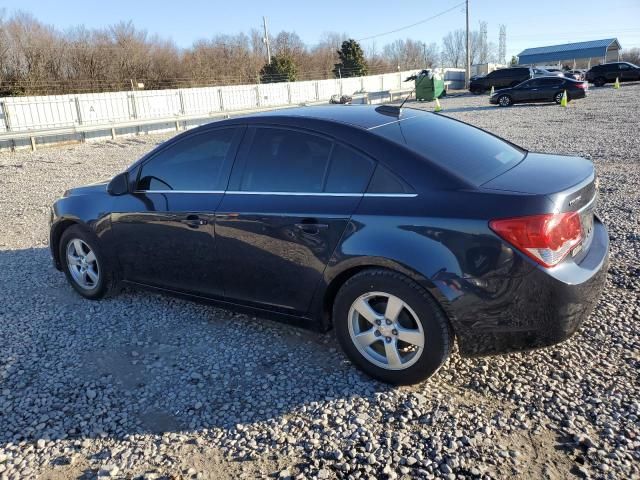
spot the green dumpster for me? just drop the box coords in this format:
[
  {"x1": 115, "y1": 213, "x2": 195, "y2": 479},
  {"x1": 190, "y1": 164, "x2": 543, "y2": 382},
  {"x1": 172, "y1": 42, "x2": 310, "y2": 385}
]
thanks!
[{"x1": 415, "y1": 75, "x2": 446, "y2": 101}]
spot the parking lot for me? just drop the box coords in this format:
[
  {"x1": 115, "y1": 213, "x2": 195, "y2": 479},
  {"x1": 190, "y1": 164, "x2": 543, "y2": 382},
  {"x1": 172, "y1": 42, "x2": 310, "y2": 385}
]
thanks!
[{"x1": 0, "y1": 84, "x2": 639, "y2": 479}]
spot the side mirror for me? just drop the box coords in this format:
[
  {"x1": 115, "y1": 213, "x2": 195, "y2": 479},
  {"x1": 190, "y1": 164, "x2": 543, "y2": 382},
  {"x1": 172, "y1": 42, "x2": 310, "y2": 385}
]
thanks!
[{"x1": 107, "y1": 172, "x2": 130, "y2": 196}]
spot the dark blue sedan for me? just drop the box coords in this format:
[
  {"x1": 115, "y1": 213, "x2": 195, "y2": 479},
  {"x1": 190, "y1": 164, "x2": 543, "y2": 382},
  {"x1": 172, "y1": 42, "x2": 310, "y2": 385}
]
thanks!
[{"x1": 49, "y1": 105, "x2": 609, "y2": 384}]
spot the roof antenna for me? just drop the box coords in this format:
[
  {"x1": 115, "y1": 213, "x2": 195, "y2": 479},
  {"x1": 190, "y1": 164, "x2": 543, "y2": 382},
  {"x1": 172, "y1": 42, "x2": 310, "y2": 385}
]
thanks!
[{"x1": 376, "y1": 69, "x2": 430, "y2": 117}]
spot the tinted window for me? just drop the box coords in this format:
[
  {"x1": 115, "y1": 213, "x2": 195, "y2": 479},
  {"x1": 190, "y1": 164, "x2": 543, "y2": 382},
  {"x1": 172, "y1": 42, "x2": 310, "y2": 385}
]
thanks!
[
  {"x1": 538, "y1": 77, "x2": 563, "y2": 86},
  {"x1": 367, "y1": 165, "x2": 413, "y2": 193},
  {"x1": 325, "y1": 145, "x2": 375, "y2": 193},
  {"x1": 373, "y1": 113, "x2": 525, "y2": 185},
  {"x1": 241, "y1": 128, "x2": 331, "y2": 192},
  {"x1": 619, "y1": 63, "x2": 630, "y2": 70},
  {"x1": 521, "y1": 79, "x2": 539, "y2": 87},
  {"x1": 138, "y1": 129, "x2": 239, "y2": 191}
]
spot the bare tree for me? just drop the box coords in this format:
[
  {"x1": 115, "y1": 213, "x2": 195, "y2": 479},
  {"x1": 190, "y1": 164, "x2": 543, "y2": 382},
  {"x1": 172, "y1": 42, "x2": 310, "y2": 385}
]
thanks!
[
  {"x1": 441, "y1": 30, "x2": 465, "y2": 68},
  {"x1": 621, "y1": 48, "x2": 640, "y2": 65},
  {"x1": 0, "y1": 10, "x2": 455, "y2": 96}
]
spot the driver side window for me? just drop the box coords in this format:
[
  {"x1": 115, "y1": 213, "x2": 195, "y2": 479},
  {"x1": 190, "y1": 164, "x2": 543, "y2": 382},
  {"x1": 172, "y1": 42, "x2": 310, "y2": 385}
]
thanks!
[{"x1": 137, "y1": 128, "x2": 239, "y2": 191}]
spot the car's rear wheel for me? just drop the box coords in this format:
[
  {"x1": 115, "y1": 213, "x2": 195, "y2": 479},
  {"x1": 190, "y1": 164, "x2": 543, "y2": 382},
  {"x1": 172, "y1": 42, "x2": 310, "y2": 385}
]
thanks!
[
  {"x1": 497, "y1": 94, "x2": 512, "y2": 107},
  {"x1": 333, "y1": 269, "x2": 452, "y2": 385},
  {"x1": 594, "y1": 77, "x2": 606, "y2": 87},
  {"x1": 554, "y1": 91, "x2": 566, "y2": 104},
  {"x1": 59, "y1": 225, "x2": 115, "y2": 300}
]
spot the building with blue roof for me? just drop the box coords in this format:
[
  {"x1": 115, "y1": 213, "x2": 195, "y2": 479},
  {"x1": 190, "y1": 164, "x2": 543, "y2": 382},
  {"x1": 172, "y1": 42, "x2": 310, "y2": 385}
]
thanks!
[{"x1": 518, "y1": 39, "x2": 621, "y2": 68}]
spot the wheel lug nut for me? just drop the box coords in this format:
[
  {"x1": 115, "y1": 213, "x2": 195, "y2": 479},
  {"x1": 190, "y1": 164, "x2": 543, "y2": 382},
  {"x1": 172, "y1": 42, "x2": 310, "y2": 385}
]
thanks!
[
  {"x1": 385, "y1": 319, "x2": 392, "y2": 325},
  {"x1": 392, "y1": 329, "x2": 398, "y2": 335},
  {"x1": 385, "y1": 337, "x2": 392, "y2": 343},
  {"x1": 375, "y1": 319, "x2": 381, "y2": 326},
  {"x1": 374, "y1": 330, "x2": 381, "y2": 337}
]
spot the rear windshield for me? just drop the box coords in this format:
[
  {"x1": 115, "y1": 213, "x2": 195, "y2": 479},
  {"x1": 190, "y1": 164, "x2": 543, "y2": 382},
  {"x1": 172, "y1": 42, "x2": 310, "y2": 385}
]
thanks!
[{"x1": 372, "y1": 112, "x2": 525, "y2": 185}]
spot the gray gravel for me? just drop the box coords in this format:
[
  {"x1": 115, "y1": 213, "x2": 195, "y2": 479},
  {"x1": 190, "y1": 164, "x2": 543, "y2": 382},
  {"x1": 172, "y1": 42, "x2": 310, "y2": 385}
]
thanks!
[{"x1": 1, "y1": 84, "x2": 639, "y2": 480}]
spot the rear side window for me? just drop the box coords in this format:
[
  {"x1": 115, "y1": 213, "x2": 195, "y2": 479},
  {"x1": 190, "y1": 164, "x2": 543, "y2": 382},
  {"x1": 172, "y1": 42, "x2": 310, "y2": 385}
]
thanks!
[
  {"x1": 367, "y1": 165, "x2": 413, "y2": 194},
  {"x1": 373, "y1": 113, "x2": 525, "y2": 185},
  {"x1": 324, "y1": 145, "x2": 374, "y2": 193},
  {"x1": 239, "y1": 128, "x2": 377, "y2": 194},
  {"x1": 539, "y1": 77, "x2": 563, "y2": 86},
  {"x1": 138, "y1": 129, "x2": 239, "y2": 191},
  {"x1": 240, "y1": 128, "x2": 331, "y2": 193}
]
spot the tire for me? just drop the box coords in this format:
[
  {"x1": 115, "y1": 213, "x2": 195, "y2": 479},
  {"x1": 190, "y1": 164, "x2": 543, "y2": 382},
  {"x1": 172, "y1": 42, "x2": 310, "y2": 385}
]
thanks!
[
  {"x1": 470, "y1": 87, "x2": 483, "y2": 95},
  {"x1": 333, "y1": 269, "x2": 453, "y2": 385},
  {"x1": 59, "y1": 224, "x2": 115, "y2": 300},
  {"x1": 554, "y1": 92, "x2": 564, "y2": 104},
  {"x1": 497, "y1": 94, "x2": 512, "y2": 107},
  {"x1": 594, "y1": 77, "x2": 606, "y2": 87}
]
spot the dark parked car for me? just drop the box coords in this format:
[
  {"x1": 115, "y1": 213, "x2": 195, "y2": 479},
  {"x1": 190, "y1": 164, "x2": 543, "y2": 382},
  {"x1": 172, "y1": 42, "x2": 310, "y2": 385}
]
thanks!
[
  {"x1": 490, "y1": 77, "x2": 588, "y2": 107},
  {"x1": 469, "y1": 67, "x2": 533, "y2": 94},
  {"x1": 564, "y1": 69, "x2": 585, "y2": 81},
  {"x1": 49, "y1": 106, "x2": 609, "y2": 385},
  {"x1": 586, "y1": 62, "x2": 640, "y2": 86}
]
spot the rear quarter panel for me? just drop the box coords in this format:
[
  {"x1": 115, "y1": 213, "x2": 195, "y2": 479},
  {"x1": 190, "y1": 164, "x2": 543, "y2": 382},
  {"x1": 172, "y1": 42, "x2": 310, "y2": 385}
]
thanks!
[{"x1": 312, "y1": 191, "x2": 554, "y2": 339}]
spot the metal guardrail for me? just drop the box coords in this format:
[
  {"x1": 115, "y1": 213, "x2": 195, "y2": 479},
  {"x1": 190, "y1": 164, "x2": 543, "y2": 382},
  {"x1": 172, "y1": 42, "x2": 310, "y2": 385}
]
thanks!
[{"x1": 0, "y1": 85, "x2": 419, "y2": 151}]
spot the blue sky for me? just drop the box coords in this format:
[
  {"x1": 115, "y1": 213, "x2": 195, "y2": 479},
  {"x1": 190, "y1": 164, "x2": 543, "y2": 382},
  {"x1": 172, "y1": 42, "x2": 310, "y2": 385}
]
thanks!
[{"x1": 4, "y1": 0, "x2": 640, "y2": 59}]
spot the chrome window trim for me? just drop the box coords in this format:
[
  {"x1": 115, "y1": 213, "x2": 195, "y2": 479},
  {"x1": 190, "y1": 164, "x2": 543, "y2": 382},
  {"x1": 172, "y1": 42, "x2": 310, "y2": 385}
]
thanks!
[
  {"x1": 134, "y1": 190, "x2": 225, "y2": 194},
  {"x1": 363, "y1": 193, "x2": 418, "y2": 198},
  {"x1": 225, "y1": 191, "x2": 362, "y2": 197},
  {"x1": 134, "y1": 190, "x2": 418, "y2": 198}
]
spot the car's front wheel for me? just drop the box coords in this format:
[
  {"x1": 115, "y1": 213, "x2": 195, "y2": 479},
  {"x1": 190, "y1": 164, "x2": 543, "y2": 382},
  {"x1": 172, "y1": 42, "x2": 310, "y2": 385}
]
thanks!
[
  {"x1": 333, "y1": 269, "x2": 453, "y2": 385},
  {"x1": 59, "y1": 225, "x2": 115, "y2": 300},
  {"x1": 497, "y1": 94, "x2": 512, "y2": 107}
]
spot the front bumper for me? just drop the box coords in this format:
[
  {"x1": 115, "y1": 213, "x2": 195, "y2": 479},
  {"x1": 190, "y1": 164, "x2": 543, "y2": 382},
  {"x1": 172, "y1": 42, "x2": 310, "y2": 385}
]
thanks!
[{"x1": 454, "y1": 218, "x2": 609, "y2": 357}]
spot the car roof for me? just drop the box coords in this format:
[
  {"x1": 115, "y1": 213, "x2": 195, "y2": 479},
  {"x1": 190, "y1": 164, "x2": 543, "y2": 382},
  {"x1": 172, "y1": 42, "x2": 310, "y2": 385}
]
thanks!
[{"x1": 241, "y1": 104, "x2": 428, "y2": 130}]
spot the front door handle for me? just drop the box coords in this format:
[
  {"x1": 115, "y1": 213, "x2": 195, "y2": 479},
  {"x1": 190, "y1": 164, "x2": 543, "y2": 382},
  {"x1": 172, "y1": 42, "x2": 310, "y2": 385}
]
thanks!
[{"x1": 181, "y1": 215, "x2": 208, "y2": 228}]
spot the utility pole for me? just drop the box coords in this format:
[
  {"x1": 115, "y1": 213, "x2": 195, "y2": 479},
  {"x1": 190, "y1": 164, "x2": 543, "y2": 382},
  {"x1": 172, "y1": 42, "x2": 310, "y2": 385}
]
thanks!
[
  {"x1": 423, "y1": 42, "x2": 427, "y2": 67},
  {"x1": 262, "y1": 16, "x2": 272, "y2": 64},
  {"x1": 465, "y1": 0, "x2": 470, "y2": 88}
]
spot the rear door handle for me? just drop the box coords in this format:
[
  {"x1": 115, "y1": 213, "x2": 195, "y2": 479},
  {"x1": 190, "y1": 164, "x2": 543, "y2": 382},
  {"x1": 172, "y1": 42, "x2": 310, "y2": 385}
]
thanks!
[
  {"x1": 294, "y1": 219, "x2": 329, "y2": 234},
  {"x1": 181, "y1": 215, "x2": 208, "y2": 228}
]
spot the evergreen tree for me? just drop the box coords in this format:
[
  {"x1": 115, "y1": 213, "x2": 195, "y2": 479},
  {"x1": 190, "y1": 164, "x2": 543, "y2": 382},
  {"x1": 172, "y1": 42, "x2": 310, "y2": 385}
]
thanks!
[
  {"x1": 333, "y1": 39, "x2": 368, "y2": 78},
  {"x1": 260, "y1": 55, "x2": 297, "y2": 83}
]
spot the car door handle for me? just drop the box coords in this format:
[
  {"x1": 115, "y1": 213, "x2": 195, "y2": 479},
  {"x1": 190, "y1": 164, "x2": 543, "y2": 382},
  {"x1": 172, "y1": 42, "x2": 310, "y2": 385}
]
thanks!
[
  {"x1": 294, "y1": 220, "x2": 329, "y2": 234},
  {"x1": 181, "y1": 215, "x2": 208, "y2": 228}
]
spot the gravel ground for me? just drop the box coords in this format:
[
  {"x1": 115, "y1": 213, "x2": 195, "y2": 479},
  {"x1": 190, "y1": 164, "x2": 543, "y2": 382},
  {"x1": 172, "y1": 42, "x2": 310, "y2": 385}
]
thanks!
[{"x1": 1, "y1": 84, "x2": 639, "y2": 480}]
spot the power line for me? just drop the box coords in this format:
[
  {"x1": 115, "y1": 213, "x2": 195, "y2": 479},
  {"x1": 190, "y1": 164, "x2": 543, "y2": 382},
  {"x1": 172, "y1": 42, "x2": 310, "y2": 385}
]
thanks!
[{"x1": 357, "y1": 1, "x2": 465, "y2": 42}]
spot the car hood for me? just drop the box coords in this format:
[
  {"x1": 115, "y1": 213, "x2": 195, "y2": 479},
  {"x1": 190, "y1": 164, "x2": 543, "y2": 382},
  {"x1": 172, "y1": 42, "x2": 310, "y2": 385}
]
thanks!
[{"x1": 64, "y1": 180, "x2": 109, "y2": 197}]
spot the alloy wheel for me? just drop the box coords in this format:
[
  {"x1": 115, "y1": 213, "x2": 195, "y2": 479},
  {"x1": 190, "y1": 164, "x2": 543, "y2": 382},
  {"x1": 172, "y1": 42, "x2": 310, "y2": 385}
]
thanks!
[
  {"x1": 499, "y1": 95, "x2": 511, "y2": 107},
  {"x1": 66, "y1": 238, "x2": 100, "y2": 290},
  {"x1": 348, "y1": 292, "x2": 425, "y2": 370}
]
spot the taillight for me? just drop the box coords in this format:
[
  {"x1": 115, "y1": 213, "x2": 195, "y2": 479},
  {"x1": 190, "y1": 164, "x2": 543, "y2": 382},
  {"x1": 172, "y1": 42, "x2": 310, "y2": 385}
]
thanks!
[
  {"x1": 575, "y1": 82, "x2": 587, "y2": 89},
  {"x1": 489, "y1": 212, "x2": 582, "y2": 268}
]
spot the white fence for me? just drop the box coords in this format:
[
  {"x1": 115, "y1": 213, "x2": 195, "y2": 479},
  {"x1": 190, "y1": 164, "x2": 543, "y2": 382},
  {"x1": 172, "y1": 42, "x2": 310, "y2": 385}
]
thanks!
[{"x1": 0, "y1": 69, "x2": 466, "y2": 150}]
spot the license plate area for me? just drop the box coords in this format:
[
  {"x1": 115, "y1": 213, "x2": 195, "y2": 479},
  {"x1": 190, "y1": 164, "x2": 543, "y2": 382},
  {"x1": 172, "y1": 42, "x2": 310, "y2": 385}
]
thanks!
[{"x1": 572, "y1": 203, "x2": 595, "y2": 257}]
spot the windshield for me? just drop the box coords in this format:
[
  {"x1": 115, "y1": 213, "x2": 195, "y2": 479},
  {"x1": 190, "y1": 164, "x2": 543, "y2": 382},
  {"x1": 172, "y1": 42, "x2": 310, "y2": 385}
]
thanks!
[{"x1": 372, "y1": 113, "x2": 525, "y2": 185}]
